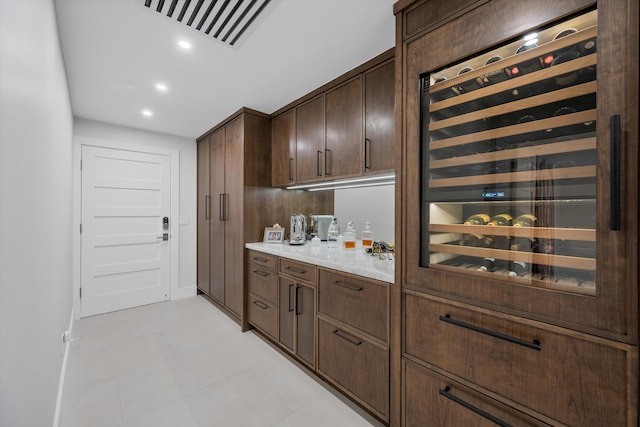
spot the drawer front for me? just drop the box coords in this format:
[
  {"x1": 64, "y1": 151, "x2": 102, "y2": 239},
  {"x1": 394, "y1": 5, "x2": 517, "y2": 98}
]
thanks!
[
  {"x1": 280, "y1": 258, "x2": 316, "y2": 284},
  {"x1": 247, "y1": 293, "x2": 277, "y2": 340},
  {"x1": 247, "y1": 265, "x2": 278, "y2": 305},
  {"x1": 317, "y1": 318, "x2": 389, "y2": 419},
  {"x1": 318, "y1": 269, "x2": 389, "y2": 342},
  {"x1": 403, "y1": 359, "x2": 551, "y2": 427},
  {"x1": 404, "y1": 292, "x2": 634, "y2": 426},
  {"x1": 247, "y1": 250, "x2": 277, "y2": 270}
]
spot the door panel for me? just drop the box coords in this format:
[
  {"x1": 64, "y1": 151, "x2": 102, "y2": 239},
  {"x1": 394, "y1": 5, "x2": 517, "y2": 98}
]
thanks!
[
  {"x1": 209, "y1": 128, "x2": 225, "y2": 303},
  {"x1": 279, "y1": 277, "x2": 295, "y2": 352},
  {"x1": 296, "y1": 96, "x2": 325, "y2": 183},
  {"x1": 81, "y1": 145, "x2": 170, "y2": 317},
  {"x1": 197, "y1": 138, "x2": 210, "y2": 295},
  {"x1": 296, "y1": 283, "x2": 315, "y2": 367},
  {"x1": 364, "y1": 60, "x2": 395, "y2": 173}
]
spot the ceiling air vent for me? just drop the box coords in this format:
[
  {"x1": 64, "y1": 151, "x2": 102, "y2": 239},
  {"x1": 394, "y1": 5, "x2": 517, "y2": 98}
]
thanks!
[{"x1": 143, "y1": 0, "x2": 271, "y2": 47}]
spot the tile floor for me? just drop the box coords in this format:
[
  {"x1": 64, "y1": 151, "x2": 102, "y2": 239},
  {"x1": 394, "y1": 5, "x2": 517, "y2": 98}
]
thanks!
[{"x1": 59, "y1": 295, "x2": 383, "y2": 427}]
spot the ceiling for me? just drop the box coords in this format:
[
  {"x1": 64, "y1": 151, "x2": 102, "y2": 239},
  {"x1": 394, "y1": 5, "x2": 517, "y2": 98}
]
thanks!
[{"x1": 54, "y1": 0, "x2": 396, "y2": 140}]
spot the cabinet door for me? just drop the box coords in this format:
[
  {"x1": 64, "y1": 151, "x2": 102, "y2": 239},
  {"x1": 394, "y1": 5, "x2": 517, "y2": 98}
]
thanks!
[
  {"x1": 295, "y1": 96, "x2": 325, "y2": 183},
  {"x1": 278, "y1": 276, "x2": 295, "y2": 352},
  {"x1": 197, "y1": 137, "x2": 211, "y2": 295},
  {"x1": 272, "y1": 109, "x2": 296, "y2": 187},
  {"x1": 224, "y1": 116, "x2": 244, "y2": 317},
  {"x1": 403, "y1": 1, "x2": 639, "y2": 341},
  {"x1": 209, "y1": 128, "x2": 225, "y2": 304},
  {"x1": 325, "y1": 76, "x2": 363, "y2": 179},
  {"x1": 364, "y1": 60, "x2": 395, "y2": 174},
  {"x1": 295, "y1": 283, "x2": 315, "y2": 367}
]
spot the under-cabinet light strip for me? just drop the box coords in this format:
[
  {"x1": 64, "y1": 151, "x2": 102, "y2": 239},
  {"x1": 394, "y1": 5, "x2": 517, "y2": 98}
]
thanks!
[
  {"x1": 286, "y1": 174, "x2": 395, "y2": 190},
  {"x1": 308, "y1": 180, "x2": 395, "y2": 192}
]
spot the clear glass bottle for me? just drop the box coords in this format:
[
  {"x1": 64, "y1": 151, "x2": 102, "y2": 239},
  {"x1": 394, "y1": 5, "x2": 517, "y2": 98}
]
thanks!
[
  {"x1": 327, "y1": 217, "x2": 340, "y2": 248},
  {"x1": 343, "y1": 221, "x2": 356, "y2": 250},
  {"x1": 362, "y1": 221, "x2": 373, "y2": 248}
]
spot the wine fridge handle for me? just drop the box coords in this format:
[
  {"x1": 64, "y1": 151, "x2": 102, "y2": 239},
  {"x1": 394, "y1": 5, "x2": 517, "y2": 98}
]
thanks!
[{"x1": 610, "y1": 114, "x2": 621, "y2": 231}]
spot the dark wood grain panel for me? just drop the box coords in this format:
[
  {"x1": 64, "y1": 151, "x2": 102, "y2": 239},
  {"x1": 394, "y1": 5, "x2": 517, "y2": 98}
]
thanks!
[
  {"x1": 296, "y1": 96, "x2": 325, "y2": 183},
  {"x1": 197, "y1": 137, "x2": 211, "y2": 295},
  {"x1": 364, "y1": 60, "x2": 395, "y2": 174},
  {"x1": 209, "y1": 128, "x2": 225, "y2": 304},
  {"x1": 247, "y1": 293, "x2": 277, "y2": 340},
  {"x1": 271, "y1": 109, "x2": 296, "y2": 186}
]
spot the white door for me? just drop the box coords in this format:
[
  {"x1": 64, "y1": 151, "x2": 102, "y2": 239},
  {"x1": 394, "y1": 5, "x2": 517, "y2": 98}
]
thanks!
[{"x1": 81, "y1": 145, "x2": 171, "y2": 317}]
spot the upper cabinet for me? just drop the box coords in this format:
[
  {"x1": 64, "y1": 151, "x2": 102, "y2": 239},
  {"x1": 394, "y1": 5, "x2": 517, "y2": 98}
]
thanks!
[{"x1": 271, "y1": 50, "x2": 395, "y2": 187}]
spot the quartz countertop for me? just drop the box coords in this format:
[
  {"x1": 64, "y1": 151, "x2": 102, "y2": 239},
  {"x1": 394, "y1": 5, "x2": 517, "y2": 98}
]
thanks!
[{"x1": 245, "y1": 241, "x2": 394, "y2": 284}]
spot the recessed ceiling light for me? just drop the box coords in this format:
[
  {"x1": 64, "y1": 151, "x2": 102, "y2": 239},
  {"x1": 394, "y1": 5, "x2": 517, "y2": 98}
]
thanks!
[
  {"x1": 142, "y1": 109, "x2": 153, "y2": 117},
  {"x1": 155, "y1": 83, "x2": 168, "y2": 92},
  {"x1": 178, "y1": 40, "x2": 191, "y2": 49}
]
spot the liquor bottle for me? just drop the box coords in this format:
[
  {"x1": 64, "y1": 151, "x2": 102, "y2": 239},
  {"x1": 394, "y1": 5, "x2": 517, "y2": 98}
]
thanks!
[
  {"x1": 343, "y1": 221, "x2": 356, "y2": 250},
  {"x1": 462, "y1": 213, "x2": 490, "y2": 247},
  {"x1": 327, "y1": 217, "x2": 340, "y2": 248},
  {"x1": 362, "y1": 222, "x2": 373, "y2": 248}
]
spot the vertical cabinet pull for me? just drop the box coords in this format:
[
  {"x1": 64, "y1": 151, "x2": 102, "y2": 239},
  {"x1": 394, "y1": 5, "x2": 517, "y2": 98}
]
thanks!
[
  {"x1": 325, "y1": 148, "x2": 331, "y2": 176},
  {"x1": 219, "y1": 194, "x2": 229, "y2": 221},
  {"x1": 295, "y1": 285, "x2": 301, "y2": 315},
  {"x1": 439, "y1": 387, "x2": 512, "y2": 427},
  {"x1": 204, "y1": 195, "x2": 210, "y2": 220},
  {"x1": 610, "y1": 114, "x2": 621, "y2": 231},
  {"x1": 364, "y1": 138, "x2": 371, "y2": 170},
  {"x1": 316, "y1": 151, "x2": 322, "y2": 177},
  {"x1": 288, "y1": 157, "x2": 294, "y2": 181},
  {"x1": 288, "y1": 283, "x2": 294, "y2": 312},
  {"x1": 439, "y1": 314, "x2": 541, "y2": 351}
]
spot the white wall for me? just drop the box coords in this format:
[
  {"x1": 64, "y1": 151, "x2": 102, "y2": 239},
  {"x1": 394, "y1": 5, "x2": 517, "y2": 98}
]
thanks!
[
  {"x1": 0, "y1": 1, "x2": 74, "y2": 426},
  {"x1": 334, "y1": 184, "x2": 395, "y2": 243},
  {"x1": 73, "y1": 118, "x2": 197, "y2": 301}
]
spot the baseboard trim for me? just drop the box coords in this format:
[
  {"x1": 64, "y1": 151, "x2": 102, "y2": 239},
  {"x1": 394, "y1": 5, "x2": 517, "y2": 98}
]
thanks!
[{"x1": 52, "y1": 307, "x2": 74, "y2": 427}]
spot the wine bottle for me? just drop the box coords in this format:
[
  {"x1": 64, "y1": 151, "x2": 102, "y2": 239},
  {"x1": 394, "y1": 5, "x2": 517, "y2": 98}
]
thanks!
[
  {"x1": 487, "y1": 213, "x2": 512, "y2": 226},
  {"x1": 483, "y1": 214, "x2": 512, "y2": 248},
  {"x1": 512, "y1": 213, "x2": 537, "y2": 227},
  {"x1": 462, "y1": 213, "x2": 490, "y2": 247},
  {"x1": 464, "y1": 213, "x2": 491, "y2": 225},
  {"x1": 478, "y1": 257, "x2": 496, "y2": 272}
]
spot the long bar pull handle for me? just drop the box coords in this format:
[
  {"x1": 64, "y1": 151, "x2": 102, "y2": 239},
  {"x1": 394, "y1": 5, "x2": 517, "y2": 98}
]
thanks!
[
  {"x1": 252, "y1": 300, "x2": 269, "y2": 310},
  {"x1": 334, "y1": 281, "x2": 363, "y2": 292},
  {"x1": 316, "y1": 151, "x2": 322, "y2": 177},
  {"x1": 332, "y1": 329, "x2": 362, "y2": 346},
  {"x1": 610, "y1": 114, "x2": 621, "y2": 231},
  {"x1": 204, "y1": 195, "x2": 211, "y2": 220},
  {"x1": 288, "y1": 283, "x2": 294, "y2": 312},
  {"x1": 252, "y1": 270, "x2": 269, "y2": 277},
  {"x1": 285, "y1": 267, "x2": 306, "y2": 275},
  {"x1": 325, "y1": 149, "x2": 331, "y2": 176},
  {"x1": 219, "y1": 194, "x2": 224, "y2": 221},
  {"x1": 439, "y1": 387, "x2": 513, "y2": 427},
  {"x1": 289, "y1": 158, "x2": 294, "y2": 181},
  {"x1": 439, "y1": 314, "x2": 541, "y2": 351},
  {"x1": 252, "y1": 257, "x2": 269, "y2": 263},
  {"x1": 295, "y1": 285, "x2": 301, "y2": 315},
  {"x1": 364, "y1": 138, "x2": 371, "y2": 170}
]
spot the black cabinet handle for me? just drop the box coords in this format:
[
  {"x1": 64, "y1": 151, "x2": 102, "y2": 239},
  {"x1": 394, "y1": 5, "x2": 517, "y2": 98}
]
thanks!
[
  {"x1": 610, "y1": 114, "x2": 621, "y2": 231},
  {"x1": 332, "y1": 329, "x2": 362, "y2": 346},
  {"x1": 439, "y1": 387, "x2": 512, "y2": 427},
  {"x1": 334, "y1": 280, "x2": 363, "y2": 292},
  {"x1": 285, "y1": 266, "x2": 306, "y2": 275},
  {"x1": 252, "y1": 300, "x2": 269, "y2": 310},
  {"x1": 295, "y1": 285, "x2": 301, "y2": 315},
  {"x1": 364, "y1": 138, "x2": 371, "y2": 170},
  {"x1": 252, "y1": 270, "x2": 269, "y2": 277},
  {"x1": 288, "y1": 283, "x2": 294, "y2": 312},
  {"x1": 325, "y1": 148, "x2": 331, "y2": 176},
  {"x1": 252, "y1": 256, "x2": 269, "y2": 263},
  {"x1": 219, "y1": 194, "x2": 225, "y2": 221},
  {"x1": 316, "y1": 151, "x2": 322, "y2": 177},
  {"x1": 439, "y1": 314, "x2": 541, "y2": 351},
  {"x1": 288, "y1": 157, "x2": 294, "y2": 181},
  {"x1": 204, "y1": 195, "x2": 210, "y2": 220}
]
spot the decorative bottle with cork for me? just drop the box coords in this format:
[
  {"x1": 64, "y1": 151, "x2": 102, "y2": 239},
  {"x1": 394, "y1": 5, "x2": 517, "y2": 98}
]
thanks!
[
  {"x1": 362, "y1": 222, "x2": 373, "y2": 248},
  {"x1": 343, "y1": 221, "x2": 356, "y2": 250}
]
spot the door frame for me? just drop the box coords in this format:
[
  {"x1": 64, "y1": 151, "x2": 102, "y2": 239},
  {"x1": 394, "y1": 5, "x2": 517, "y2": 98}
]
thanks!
[{"x1": 73, "y1": 137, "x2": 180, "y2": 319}]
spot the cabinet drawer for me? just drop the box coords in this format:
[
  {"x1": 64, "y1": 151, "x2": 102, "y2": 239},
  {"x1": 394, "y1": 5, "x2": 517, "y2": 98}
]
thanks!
[
  {"x1": 247, "y1": 293, "x2": 277, "y2": 340},
  {"x1": 318, "y1": 269, "x2": 389, "y2": 342},
  {"x1": 247, "y1": 265, "x2": 278, "y2": 305},
  {"x1": 280, "y1": 258, "x2": 316, "y2": 284},
  {"x1": 318, "y1": 318, "x2": 389, "y2": 420},
  {"x1": 403, "y1": 358, "x2": 551, "y2": 427},
  {"x1": 247, "y1": 250, "x2": 277, "y2": 270},
  {"x1": 404, "y1": 292, "x2": 635, "y2": 426}
]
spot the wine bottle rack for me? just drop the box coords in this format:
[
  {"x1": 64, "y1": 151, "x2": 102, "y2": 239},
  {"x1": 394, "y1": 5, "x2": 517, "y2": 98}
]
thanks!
[{"x1": 421, "y1": 10, "x2": 598, "y2": 294}]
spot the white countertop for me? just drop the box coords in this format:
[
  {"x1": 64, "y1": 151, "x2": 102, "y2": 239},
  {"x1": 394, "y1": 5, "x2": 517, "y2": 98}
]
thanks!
[{"x1": 245, "y1": 241, "x2": 394, "y2": 284}]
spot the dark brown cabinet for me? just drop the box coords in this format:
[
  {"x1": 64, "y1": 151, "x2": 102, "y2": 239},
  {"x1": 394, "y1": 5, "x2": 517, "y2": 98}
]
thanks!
[
  {"x1": 364, "y1": 59, "x2": 395, "y2": 174},
  {"x1": 278, "y1": 277, "x2": 315, "y2": 367},
  {"x1": 394, "y1": 0, "x2": 638, "y2": 426},
  {"x1": 247, "y1": 250, "x2": 278, "y2": 339},
  {"x1": 196, "y1": 109, "x2": 272, "y2": 323},
  {"x1": 325, "y1": 76, "x2": 363, "y2": 180},
  {"x1": 295, "y1": 96, "x2": 325, "y2": 184},
  {"x1": 271, "y1": 109, "x2": 296, "y2": 187}
]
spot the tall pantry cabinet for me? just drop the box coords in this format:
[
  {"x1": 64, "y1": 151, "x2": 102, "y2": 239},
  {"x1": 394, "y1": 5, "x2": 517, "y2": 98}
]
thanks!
[
  {"x1": 393, "y1": 0, "x2": 638, "y2": 426},
  {"x1": 197, "y1": 108, "x2": 272, "y2": 321}
]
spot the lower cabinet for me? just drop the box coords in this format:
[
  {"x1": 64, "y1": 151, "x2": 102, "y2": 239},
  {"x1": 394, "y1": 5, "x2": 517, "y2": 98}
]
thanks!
[
  {"x1": 278, "y1": 277, "x2": 316, "y2": 368},
  {"x1": 318, "y1": 318, "x2": 389, "y2": 420},
  {"x1": 246, "y1": 294, "x2": 277, "y2": 340},
  {"x1": 403, "y1": 359, "x2": 551, "y2": 427}
]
